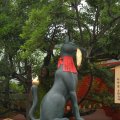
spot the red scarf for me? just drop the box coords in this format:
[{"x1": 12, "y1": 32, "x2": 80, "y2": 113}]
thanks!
[{"x1": 57, "y1": 56, "x2": 77, "y2": 73}]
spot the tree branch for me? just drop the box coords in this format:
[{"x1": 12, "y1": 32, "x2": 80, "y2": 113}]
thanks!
[
  {"x1": 106, "y1": 1, "x2": 116, "y2": 19},
  {"x1": 92, "y1": 6, "x2": 100, "y2": 42},
  {"x1": 72, "y1": 1, "x2": 83, "y2": 42},
  {"x1": 89, "y1": 53, "x2": 119, "y2": 62},
  {"x1": 82, "y1": 23, "x2": 92, "y2": 41},
  {"x1": 97, "y1": 16, "x2": 120, "y2": 39},
  {"x1": 43, "y1": 25, "x2": 56, "y2": 66},
  {"x1": 12, "y1": 72, "x2": 27, "y2": 84}
]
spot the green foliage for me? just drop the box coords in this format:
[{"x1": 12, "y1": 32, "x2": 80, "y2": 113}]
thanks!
[
  {"x1": 0, "y1": 59, "x2": 11, "y2": 76},
  {"x1": 86, "y1": 0, "x2": 105, "y2": 7},
  {"x1": 21, "y1": 5, "x2": 52, "y2": 52},
  {"x1": 92, "y1": 65, "x2": 114, "y2": 88},
  {"x1": 0, "y1": 0, "x2": 120, "y2": 112},
  {"x1": 106, "y1": 22, "x2": 120, "y2": 55},
  {"x1": 10, "y1": 82, "x2": 24, "y2": 93},
  {"x1": 90, "y1": 90, "x2": 114, "y2": 106}
]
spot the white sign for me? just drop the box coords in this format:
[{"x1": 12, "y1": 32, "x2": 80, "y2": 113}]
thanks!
[{"x1": 115, "y1": 66, "x2": 120, "y2": 103}]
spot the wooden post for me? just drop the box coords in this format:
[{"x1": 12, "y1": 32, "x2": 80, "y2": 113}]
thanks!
[{"x1": 115, "y1": 65, "x2": 120, "y2": 103}]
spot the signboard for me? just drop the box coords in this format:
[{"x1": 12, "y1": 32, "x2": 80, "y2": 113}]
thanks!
[{"x1": 115, "y1": 65, "x2": 120, "y2": 103}]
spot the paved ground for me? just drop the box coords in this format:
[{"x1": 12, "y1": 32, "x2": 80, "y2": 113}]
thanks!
[
  {"x1": 82, "y1": 109, "x2": 112, "y2": 120},
  {"x1": 1, "y1": 109, "x2": 120, "y2": 120}
]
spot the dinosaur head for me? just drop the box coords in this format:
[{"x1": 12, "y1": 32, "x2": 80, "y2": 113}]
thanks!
[{"x1": 61, "y1": 39, "x2": 82, "y2": 68}]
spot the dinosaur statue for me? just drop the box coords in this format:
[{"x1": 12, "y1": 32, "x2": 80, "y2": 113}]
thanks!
[{"x1": 29, "y1": 39, "x2": 84, "y2": 120}]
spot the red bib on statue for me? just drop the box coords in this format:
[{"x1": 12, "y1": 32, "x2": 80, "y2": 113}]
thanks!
[{"x1": 57, "y1": 56, "x2": 77, "y2": 73}]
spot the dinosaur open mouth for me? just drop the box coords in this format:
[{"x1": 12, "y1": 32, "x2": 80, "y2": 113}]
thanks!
[{"x1": 76, "y1": 48, "x2": 82, "y2": 68}]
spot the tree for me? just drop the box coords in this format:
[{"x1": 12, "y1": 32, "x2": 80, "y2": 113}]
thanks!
[
  {"x1": 0, "y1": 0, "x2": 40, "y2": 117},
  {"x1": 21, "y1": 0, "x2": 120, "y2": 60},
  {"x1": 1, "y1": 0, "x2": 120, "y2": 117},
  {"x1": 21, "y1": 0, "x2": 120, "y2": 111}
]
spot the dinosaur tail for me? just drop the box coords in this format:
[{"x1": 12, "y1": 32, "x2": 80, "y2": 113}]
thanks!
[{"x1": 29, "y1": 85, "x2": 40, "y2": 120}]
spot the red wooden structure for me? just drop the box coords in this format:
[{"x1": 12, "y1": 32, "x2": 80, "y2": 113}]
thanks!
[{"x1": 65, "y1": 60, "x2": 120, "y2": 120}]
